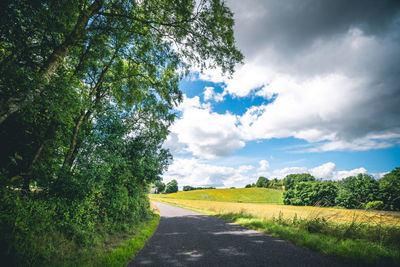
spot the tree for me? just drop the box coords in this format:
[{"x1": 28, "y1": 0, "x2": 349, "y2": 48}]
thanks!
[
  {"x1": 379, "y1": 167, "x2": 400, "y2": 210},
  {"x1": 255, "y1": 176, "x2": 269, "y2": 188},
  {"x1": 283, "y1": 181, "x2": 337, "y2": 206},
  {"x1": 0, "y1": 0, "x2": 243, "y2": 125},
  {"x1": 283, "y1": 173, "x2": 316, "y2": 190},
  {"x1": 165, "y1": 180, "x2": 178, "y2": 194},
  {"x1": 0, "y1": 1, "x2": 243, "y2": 264},
  {"x1": 245, "y1": 184, "x2": 252, "y2": 188},
  {"x1": 155, "y1": 181, "x2": 166, "y2": 193},
  {"x1": 335, "y1": 174, "x2": 379, "y2": 209},
  {"x1": 0, "y1": 0, "x2": 243, "y2": 192}
]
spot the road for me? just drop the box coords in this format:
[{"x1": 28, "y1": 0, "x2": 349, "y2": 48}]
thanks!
[{"x1": 127, "y1": 202, "x2": 346, "y2": 267}]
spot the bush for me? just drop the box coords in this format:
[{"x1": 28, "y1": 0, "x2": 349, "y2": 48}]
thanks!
[{"x1": 365, "y1": 201, "x2": 384, "y2": 210}]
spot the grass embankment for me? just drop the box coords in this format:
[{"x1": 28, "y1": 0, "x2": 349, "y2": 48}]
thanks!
[
  {"x1": 63, "y1": 210, "x2": 159, "y2": 267},
  {"x1": 150, "y1": 187, "x2": 283, "y2": 203},
  {"x1": 151, "y1": 189, "x2": 400, "y2": 266}
]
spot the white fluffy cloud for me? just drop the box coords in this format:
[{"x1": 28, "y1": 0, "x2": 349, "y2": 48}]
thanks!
[
  {"x1": 168, "y1": 96, "x2": 244, "y2": 158},
  {"x1": 163, "y1": 158, "x2": 252, "y2": 188},
  {"x1": 163, "y1": 159, "x2": 377, "y2": 188},
  {"x1": 203, "y1": 86, "x2": 225, "y2": 102},
  {"x1": 258, "y1": 160, "x2": 270, "y2": 171},
  {"x1": 194, "y1": 1, "x2": 400, "y2": 153}
]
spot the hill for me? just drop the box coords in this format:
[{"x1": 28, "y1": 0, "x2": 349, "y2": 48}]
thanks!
[{"x1": 151, "y1": 188, "x2": 283, "y2": 204}]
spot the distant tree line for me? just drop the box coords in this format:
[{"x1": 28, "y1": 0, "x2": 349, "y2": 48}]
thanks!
[
  {"x1": 183, "y1": 186, "x2": 215, "y2": 191},
  {"x1": 244, "y1": 167, "x2": 400, "y2": 211},
  {"x1": 282, "y1": 168, "x2": 400, "y2": 210},
  {"x1": 245, "y1": 177, "x2": 283, "y2": 189}
]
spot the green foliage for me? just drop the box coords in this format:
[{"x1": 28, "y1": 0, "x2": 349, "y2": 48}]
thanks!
[
  {"x1": 0, "y1": 0, "x2": 243, "y2": 264},
  {"x1": 335, "y1": 174, "x2": 379, "y2": 209},
  {"x1": 379, "y1": 168, "x2": 400, "y2": 211},
  {"x1": 284, "y1": 181, "x2": 337, "y2": 206},
  {"x1": 216, "y1": 212, "x2": 400, "y2": 266},
  {"x1": 154, "y1": 181, "x2": 166, "y2": 193},
  {"x1": 365, "y1": 201, "x2": 384, "y2": 210},
  {"x1": 183, "y1": 185, "x2": 215, "y2": 191},
  {"x1": 255, "y1": 176, "x2": 269, "y2": 188},
  {"x1": 165, "y1": 179, "x2": 178, "y2": 194},
  {"x1": 283, "y1": 173, "x2": 316, "y2": 190},
  {"x1": 95, "y1": 213, "x2": 160, "y2": 267},
  {"x1": 245, "y1": 184, "x2": 252, "y2": 188}
]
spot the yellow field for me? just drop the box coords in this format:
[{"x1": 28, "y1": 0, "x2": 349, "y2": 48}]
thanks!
[
  {"x1": 150, "y1": 188, "x2": 283, "y2": 203},
  {"x1": 150, "y1": 197, "x2": 400, "y2": 226}
]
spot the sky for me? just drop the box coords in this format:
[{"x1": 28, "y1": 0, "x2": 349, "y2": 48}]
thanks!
[{"x1": 163, "y1": 0, "x2": 400, "y2": 188}]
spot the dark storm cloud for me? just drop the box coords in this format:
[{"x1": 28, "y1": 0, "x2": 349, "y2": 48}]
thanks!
[
  {"x1": 229, "y1": 0, "x2": 400, "y2": 58},
  {"x1": 223, "y1": 0, "x2": 400, "y2": 147}
]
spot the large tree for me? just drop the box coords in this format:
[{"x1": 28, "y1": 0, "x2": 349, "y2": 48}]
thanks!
[
  {"x1": 0, "y1": 0, "x2": 243, "y2": 192},
  {"x1": 379, "y1": 167, "x2": 400, "y2": 211}
]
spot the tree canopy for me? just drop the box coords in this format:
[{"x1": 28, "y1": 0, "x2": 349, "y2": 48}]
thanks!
[
  {"x1": 0, "y1": 1, "x2": 242, "y2": 264},
  {"x1": 165, "y1": 179, "x2": 178, "y2": 193}
]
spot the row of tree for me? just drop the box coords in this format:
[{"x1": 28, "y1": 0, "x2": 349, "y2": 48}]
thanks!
[
  {"x1": 245, "y1": 168, "x2": 400, "y2": 211},
  {"x1": 183, "y1": 185, "x2": 215, "y2": 191},
  {"x1": 245, "y1": 177, "x2": 284, "y2": 189},
  {"x1": 282, "y1": 168, "x2": 400, "y2": 210},
  {"x1": 0, "y1": 0, "x2": 242, "y2": 264}
]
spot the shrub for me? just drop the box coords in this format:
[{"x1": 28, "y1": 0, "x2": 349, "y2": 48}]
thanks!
[{"x1": 365, "y1": 201, "x2": 384, "y2": 210}]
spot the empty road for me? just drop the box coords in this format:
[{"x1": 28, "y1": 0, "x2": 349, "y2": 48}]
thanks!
[{"x1": 127, "y1": 202, "x2": 346, "y2": 266}]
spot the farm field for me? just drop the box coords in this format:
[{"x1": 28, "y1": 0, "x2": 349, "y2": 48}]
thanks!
[
  {"x1": 150, "y1": 188, "x2": 400, "y2": 226},
  {"x1": 151, "y1": 189, "x2": 400, "y2": 265},
  {"x1": 150, "y1": 197, "x2": 400, "y2": 226},
  {"x1": 150, "y1": 187, "x2": 283, "y2": 204}
]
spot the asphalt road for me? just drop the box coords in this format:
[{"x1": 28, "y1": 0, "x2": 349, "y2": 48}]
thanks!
[{"x1": 127, "y1": 202, "x2": 346, "y2": 267}]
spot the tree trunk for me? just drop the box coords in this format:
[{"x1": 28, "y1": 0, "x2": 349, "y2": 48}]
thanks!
[
  {"x1": 63, "y1": 48, "x2": 118, "y2": 166},
  {"x1": 0, "y1": 0, "x2": 103, "y2": 125},
  {"x1": 63, "y1": 110, "x2": 87, "y2": 166},
  {"x1": 40, "y1": 0, "x2": 103, "y2": 82},
  {"x1": 21, "y1": 142, "x2": 45, "y2": 194}
]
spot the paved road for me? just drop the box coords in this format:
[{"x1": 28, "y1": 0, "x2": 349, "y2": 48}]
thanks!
[{"x1": 127, "y1": 202, "x2": 346, "y2": 267}]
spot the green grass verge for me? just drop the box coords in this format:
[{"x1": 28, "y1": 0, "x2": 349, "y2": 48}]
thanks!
[
  {"x1": 154, "y1": 200, "x2": 400, "y2": 267},
  {"x1": 61, "y1": 213, "x2": 160, "y2": 267},
  {"x1": 150, "y1": 188, "x2": 283, "y2": 204},
  {"x1": 95, "y1": 213, "x2": 160, "y2": 267}
]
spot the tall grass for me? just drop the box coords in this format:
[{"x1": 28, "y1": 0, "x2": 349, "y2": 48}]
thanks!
[{"x1": 217, "y1": 212, "x2": 400, "y2": 266}]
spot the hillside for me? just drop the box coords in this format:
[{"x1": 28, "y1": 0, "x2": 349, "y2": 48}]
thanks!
[{"x1": 151, "y1": 188, "x2": 283, "y2": 204}]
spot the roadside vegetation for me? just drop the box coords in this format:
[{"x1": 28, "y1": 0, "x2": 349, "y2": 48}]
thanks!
[
  {"x1": 246, "y1": 168, "x2": 400, "y2": 211},
  {"x1": 0, "y1": 0, "x2": 242, "y2": 265},
  {"x1": 151, "y1": 185, "x2": 400, "y2": 266}
]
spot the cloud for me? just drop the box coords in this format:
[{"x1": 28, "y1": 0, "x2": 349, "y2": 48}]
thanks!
[
  {"x1": 163, "y1": 159, "x2": 375, "y2": 188},
  {"x1": 258, "y1": 160, "x2": 270, "y2": 171},
  {"x1": 203, "y1": 86, "x2": 225, "y2": 102},
  {"x1": 163, "y1": 158, "x2": 252, "y2": 188},
  {"x1": 263, "y1": 162, "x2": 369, "y2": 181},
  {"x1": 169, "y1": 96, "x2": 244, "y2": 158},
  {"x1": 195, "y1": 1, "x2": 400, "y2": 151}
]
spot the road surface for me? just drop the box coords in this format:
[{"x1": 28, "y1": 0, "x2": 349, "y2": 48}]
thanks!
[{"x1": 127, "y1": 202, "x2": 346, "y2": 266}]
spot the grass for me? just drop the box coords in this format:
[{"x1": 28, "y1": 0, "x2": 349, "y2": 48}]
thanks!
[
  {"x1": 217, "y1": 213, "x2": 400, "y2": 266},
  {"x1": 151, "y1": 197, "x2": 400, "y2": 266},
  {"x1": 59, "y1": 208, "x2": 160, "y2": 267},
  {"x1": 95, "y1": 213, "x2": 159, "y2": 267},
  {"x1": 150, "y1": 187, "x2": 283, "y2": 204},
  {"x1": 150, "y1": 197, "x2": 400, "y2": 226}
]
